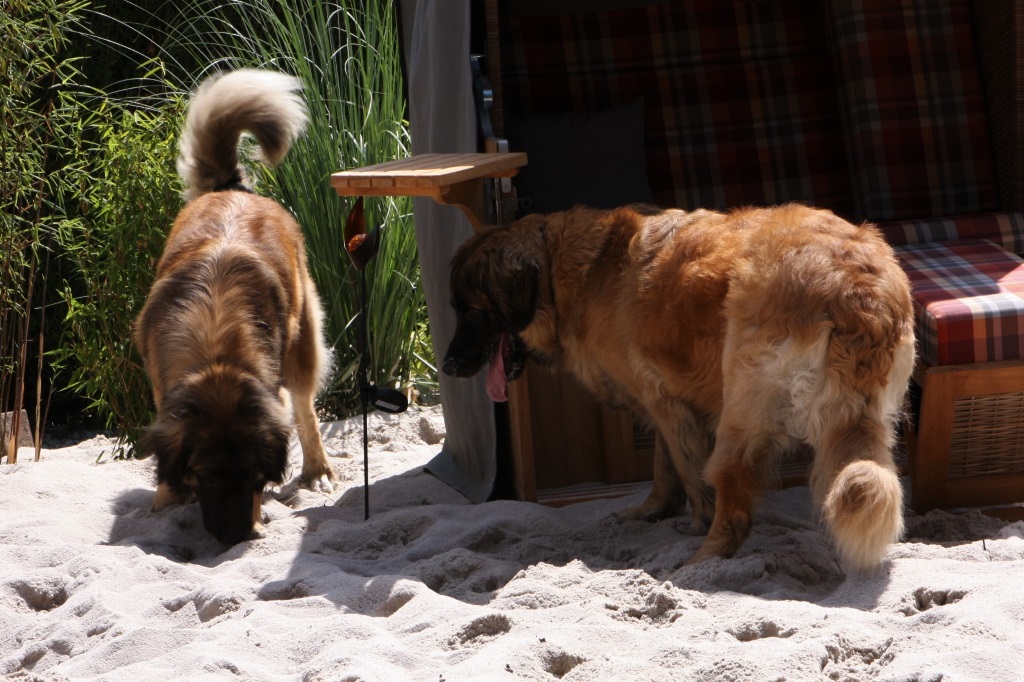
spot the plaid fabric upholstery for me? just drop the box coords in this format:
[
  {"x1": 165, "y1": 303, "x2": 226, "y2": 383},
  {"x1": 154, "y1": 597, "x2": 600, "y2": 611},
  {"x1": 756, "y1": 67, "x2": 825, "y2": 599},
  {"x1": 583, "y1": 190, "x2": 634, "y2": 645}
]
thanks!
[
  {"x1": 896, "y1": 240, "x2": 1024, "y2": 366},
  {"x1": 826, "y1": 0, "x2": 999, "y2": 222},
  {"x1": 501, "y1": 2, "x2": 855, "y2": 215},
  {"x1": 879, "y1": 212, "x2": 1024, "y2": 255}
]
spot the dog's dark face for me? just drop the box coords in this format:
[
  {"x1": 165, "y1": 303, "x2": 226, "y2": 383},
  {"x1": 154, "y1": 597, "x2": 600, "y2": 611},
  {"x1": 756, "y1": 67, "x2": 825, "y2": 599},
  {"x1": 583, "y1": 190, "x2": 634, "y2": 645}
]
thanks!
[
  {"x1": 443, "y1": 223, "x2": 542, "y2": 398},
  {"x1": 143, "y1": 365, "x2": 290, "y2": 544}
]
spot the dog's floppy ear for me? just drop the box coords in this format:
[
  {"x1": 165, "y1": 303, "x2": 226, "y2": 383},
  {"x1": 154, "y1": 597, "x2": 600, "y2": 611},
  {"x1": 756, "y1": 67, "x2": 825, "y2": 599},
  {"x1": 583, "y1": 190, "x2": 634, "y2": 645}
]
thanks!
[
  {"x1": 256, "y1": 423, "x2": 291, "y2": 485},
  {"x1": 142, "y1": 414, "x2": 191, "y2": 489},
  {"x1": 488, "y1": 255, "x2": 539, "y2": 332},
  {"x1": 141, "y1": 384, "x2": 203, "y2": 487},
  {"x1": 450, "y1": 218, "x2": 544, "y2": 332},
  {"x1": 236, "y1": 380, "x2": 291, "y2": 485}
]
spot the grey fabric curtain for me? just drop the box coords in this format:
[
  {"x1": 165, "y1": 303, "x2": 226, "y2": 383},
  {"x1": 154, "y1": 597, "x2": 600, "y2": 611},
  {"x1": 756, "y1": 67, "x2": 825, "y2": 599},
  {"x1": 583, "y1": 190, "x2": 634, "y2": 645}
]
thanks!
[{"x1": 400, "y1": 0, "x2": 498, "y2": 502}]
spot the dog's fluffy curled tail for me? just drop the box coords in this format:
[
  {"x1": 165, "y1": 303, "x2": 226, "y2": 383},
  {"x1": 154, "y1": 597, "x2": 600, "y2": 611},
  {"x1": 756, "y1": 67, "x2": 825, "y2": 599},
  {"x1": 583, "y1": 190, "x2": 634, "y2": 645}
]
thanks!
[
  {"x1": 177, "y1": 69, "x2": 308, "y2": 202},
  {"x1": 822, "y1": 459, "x2": 904, "y2": 572}
]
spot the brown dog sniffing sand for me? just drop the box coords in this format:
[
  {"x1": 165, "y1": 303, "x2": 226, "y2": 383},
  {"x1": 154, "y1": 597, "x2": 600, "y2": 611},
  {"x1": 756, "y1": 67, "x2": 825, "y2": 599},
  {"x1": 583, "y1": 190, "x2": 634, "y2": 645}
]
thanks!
[
  {"x1": 444, "y1": 204, "x2": 914, "y2": 570},
  {"x1": 135, "y1": 70, "x2": 334, "y2": 544}
]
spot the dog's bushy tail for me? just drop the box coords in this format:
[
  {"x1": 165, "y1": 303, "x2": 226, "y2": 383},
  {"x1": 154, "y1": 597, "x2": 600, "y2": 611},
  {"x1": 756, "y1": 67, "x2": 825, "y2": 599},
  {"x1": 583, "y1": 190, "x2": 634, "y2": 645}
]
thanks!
[
  {"x1": 177, "y1": 69, "x2": 308, "y2": 202},
  {"x1": 821, "y1": 458, "x2": 904, "y2": 572},
  {"x1": 812, "y1": 265, "x2": 914, "y2": 572},
  {"x1": 811, "y1": 363, "x2": 910, "y2": 572}
]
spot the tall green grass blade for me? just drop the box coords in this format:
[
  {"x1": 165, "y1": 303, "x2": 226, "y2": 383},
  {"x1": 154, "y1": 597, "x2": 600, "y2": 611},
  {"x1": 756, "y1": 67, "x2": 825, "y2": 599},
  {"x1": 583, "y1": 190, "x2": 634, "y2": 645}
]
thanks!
[{"x1": 163, "y1": 0, "x2": 432, "y2": 415}]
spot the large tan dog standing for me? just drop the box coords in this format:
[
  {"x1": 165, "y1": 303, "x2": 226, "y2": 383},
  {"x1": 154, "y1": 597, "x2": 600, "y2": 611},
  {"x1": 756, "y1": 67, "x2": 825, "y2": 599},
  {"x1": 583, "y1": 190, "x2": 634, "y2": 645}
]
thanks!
[
  {"x1": 444, "y1": 204, "x2": 915, "y2": 571},
  {"x1": 135, "y1": 70, "x2": 334, "y2": 544}
]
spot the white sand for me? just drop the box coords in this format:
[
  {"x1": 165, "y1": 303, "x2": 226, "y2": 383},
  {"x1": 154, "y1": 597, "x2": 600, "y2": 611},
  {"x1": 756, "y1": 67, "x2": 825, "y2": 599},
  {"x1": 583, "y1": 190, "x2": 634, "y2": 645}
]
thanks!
[{"x1": 2, "y1": 404, "x2": 1023, "y2": 681}]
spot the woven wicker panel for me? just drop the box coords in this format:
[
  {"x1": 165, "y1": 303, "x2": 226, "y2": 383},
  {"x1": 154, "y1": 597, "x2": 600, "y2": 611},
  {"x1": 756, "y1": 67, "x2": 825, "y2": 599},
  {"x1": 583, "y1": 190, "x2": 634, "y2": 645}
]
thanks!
[
  {"x1": 632, "y1": 422, "x2": 656, "y2": 456},
  {"x1": 778, "y1": 445, "x2": 814, "y2": 482},
  {"x1": 948, "y1": 392, "x2": 1024, "y2": 477}
]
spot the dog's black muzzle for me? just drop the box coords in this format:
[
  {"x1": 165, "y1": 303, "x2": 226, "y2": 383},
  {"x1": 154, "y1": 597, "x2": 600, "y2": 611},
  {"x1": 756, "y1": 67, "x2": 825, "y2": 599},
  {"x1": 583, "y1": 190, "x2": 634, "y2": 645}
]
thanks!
[
  {"x1": 443, "y1": 311, "x2": 496, "y2": 378},
  {"x1": 442, "y1": 338, "x2": 492, "y2": 378},
  {"x1": 442, "y1": 328, "x2": 528, "y2": 382},
  {"x1": 198, "y1": 482, "x2": 259, "y2": 545}
]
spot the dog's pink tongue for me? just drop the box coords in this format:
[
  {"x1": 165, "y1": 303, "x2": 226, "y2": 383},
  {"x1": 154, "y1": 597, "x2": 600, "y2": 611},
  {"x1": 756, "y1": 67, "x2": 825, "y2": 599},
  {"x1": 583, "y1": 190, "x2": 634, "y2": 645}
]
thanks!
[{"x1": 486, "y1": 333, "x2": 509, "y2": 403}]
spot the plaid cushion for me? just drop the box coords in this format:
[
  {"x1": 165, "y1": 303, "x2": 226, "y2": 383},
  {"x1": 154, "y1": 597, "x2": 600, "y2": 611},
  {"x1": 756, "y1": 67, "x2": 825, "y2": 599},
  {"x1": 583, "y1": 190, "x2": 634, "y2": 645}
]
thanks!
[
  {"x1": 879, "y1": 212, "x2": 1024, "y2": 255},
  {"x1": 896, "y1": 240, "x2": 1024, "y2": 366},
  {"x1": 826, "y1": 0, "x2": 999, "y2": 222},
  {"x1": 501, "y1": 2, "x2": 855, "y2": 216}
]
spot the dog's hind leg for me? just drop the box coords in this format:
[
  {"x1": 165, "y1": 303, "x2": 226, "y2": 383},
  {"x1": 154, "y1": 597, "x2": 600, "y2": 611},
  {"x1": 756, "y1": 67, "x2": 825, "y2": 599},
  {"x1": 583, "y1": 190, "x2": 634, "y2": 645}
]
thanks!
[
  {"x1": 687, "y1": 423, "x2": 786, "y2": 564},
  {"x1": 619, "y1": 404, "x2": 715, "y2": 534},
  {"x1": 285, "y1": 286, "x2": 335, "y2": 491}
]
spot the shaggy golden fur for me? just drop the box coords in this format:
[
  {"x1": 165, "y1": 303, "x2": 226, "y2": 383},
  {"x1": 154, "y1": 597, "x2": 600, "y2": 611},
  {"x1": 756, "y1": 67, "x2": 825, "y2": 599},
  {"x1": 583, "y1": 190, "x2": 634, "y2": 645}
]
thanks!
[
  {"x1": 444, "y1": 203, "x2": 915, "y2": 570},
  {"x1": 135, "y1": 70, "x2": 333, "y2": 545}
]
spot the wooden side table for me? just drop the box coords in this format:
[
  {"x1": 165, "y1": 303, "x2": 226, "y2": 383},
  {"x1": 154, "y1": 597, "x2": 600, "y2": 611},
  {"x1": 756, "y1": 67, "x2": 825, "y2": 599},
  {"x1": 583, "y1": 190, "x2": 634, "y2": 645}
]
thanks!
[{"x1": 330, "y1": 152, "x2": 526, "y2": 230}]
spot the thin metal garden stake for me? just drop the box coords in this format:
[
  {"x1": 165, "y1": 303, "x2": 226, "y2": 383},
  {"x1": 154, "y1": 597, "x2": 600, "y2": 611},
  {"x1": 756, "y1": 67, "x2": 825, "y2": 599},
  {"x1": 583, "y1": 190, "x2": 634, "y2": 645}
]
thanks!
[{"x1": 344, "y1": 198, "x2": 409, "y2": 520}]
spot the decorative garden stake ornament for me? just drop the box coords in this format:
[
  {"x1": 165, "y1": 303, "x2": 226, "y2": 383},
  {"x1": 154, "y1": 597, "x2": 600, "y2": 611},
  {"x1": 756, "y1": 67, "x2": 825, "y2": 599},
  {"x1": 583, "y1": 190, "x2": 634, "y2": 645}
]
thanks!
[{"x1": 344, "y1": 197, "x2": 409, "y2": 520}]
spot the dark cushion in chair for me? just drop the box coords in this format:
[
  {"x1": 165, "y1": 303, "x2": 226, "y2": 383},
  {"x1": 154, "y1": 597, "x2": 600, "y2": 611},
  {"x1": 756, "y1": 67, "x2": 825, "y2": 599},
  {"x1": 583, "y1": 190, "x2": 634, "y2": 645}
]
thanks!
[{"x1": 507, "y1": 98, "x2": 654, "y2": 215}]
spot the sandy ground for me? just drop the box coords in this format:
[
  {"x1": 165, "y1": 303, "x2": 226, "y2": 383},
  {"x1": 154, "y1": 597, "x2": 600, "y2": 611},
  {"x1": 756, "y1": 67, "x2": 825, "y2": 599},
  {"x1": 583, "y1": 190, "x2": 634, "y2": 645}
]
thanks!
[{"x1": 2, "y1": 404, "x2": 1023, "y2": 681}]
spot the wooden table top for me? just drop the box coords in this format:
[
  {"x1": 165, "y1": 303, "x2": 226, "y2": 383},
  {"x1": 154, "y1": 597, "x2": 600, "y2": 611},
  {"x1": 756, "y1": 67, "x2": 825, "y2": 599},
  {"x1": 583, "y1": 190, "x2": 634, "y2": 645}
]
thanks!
[{"x1": 330, "y1": 152, "x2": 527, "y2": 197}]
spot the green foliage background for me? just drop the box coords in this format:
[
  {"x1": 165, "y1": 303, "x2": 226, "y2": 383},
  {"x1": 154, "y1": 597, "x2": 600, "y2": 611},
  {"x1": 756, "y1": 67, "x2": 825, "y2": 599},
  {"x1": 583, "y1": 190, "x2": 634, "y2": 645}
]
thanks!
[
  {"x1": 1, "y1": 0, "x2": 91, "y2": 453},
  {"x1": 2, "y1": 0, "x2": 434, "y2": 455},
  {"x1": 162, "y1": 0, "x2": 433, "y2": 415},
  {"x1": 55, "y1": 100, "x2": 186, "y2": 451}
]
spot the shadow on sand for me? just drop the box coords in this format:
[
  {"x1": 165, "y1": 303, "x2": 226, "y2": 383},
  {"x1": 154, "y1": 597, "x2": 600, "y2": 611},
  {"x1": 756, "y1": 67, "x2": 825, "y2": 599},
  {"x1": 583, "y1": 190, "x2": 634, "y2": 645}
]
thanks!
[{"x1": 106, "y1": 456, "x2": 1016, "y2": 620}]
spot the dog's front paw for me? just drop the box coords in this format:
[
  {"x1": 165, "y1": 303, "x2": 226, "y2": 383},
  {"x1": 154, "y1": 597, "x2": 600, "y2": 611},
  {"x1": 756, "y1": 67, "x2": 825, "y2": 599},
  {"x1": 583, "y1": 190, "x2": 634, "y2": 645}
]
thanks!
[
  {"x1": 614, "y1": 501, "x2": 663, "y2": 523},
  {"x1": 684, "y1": 514, "x2": 710, "y2": 536},
  {"x1": 614, "y1": 488, "x2": 686, "y2": 523},
  {"x1": 300, "y1": 470, "x2": 335, "y2": 494},
  {"x1": 151, "y1": 482, "x2": 192, "y2": 512}
]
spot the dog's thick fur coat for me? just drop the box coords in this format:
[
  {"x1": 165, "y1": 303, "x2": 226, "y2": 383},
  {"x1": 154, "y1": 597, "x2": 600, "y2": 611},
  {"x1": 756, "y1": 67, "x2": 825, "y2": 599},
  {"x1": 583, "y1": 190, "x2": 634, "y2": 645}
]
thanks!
[
  {"x1": 444, "y1": 204, "x2": 915, "y2": 570},
  {"x1": 135, "y1": 70, "x2": 333, "y2": 544}
]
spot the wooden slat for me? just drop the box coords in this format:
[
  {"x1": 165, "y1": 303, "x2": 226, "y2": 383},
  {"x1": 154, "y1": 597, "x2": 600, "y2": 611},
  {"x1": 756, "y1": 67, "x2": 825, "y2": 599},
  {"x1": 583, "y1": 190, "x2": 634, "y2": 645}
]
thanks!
[
  {"x1": 331, "y1": 184, "x2": 439, "y2": 198},
  {"x1": 399, "y1": 153, "x2": 525, "y2": 188},
  {"x1": 975, "y1": 504, "x2": 1024, "y2": 522},
  {"x1": 911, "y1": 366, "x2": 957, "y2": 510},
  {"x1": 942, "y1": 474, "x2": 1024, "y2": 508},
  {"x1": 602, "y1": 407, "x2": 644, "y2": 485},
  {"x1": 508, "y1": 377, "x2": 537, "y2": 502},
  {"x1": 537, "y1": 481, "x2": 651, "y2": 508},
  {"x1": 330, "y1": 152, "x2": 527, "y2": 195},
  {"x1": 390, "y1": 154, "x2": 488, "y2": 189}
]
